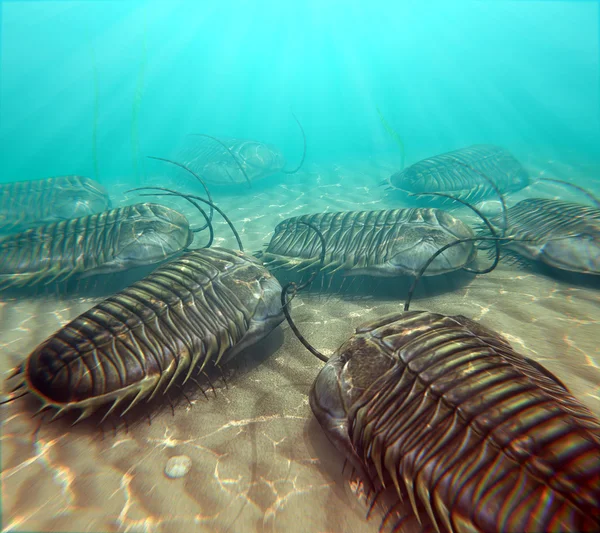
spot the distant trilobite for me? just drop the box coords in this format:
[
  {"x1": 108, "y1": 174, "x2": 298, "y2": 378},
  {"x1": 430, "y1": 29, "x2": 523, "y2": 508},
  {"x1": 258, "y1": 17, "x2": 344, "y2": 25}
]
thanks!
[
  {"x1": 0, "y1": 175, "x2": 111, "y2": 233},
  {"x1": 175, "y1": 114, "x2": 306, "y2": 187},
  {"x1": 0, "y1": 203, "x2": 195, "y2": 291},
  {"x1": 480, "y1": 198, "x2": 600, "y2": 275},
  {"x1": 259, "y1": 208, "x2": 477, "y2": 278},
  {"x1": 388, "y1": 144, "x2": 530, "y2": 204}
]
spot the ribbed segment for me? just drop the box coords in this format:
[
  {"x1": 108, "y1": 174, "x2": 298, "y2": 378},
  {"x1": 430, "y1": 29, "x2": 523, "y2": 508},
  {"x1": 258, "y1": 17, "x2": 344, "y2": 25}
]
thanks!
[
  {"x1": 0, "y1": 176, "x2": 110, "y2": 232},
  {"x1": 25, "y1": 248, "x2": 265, "y2": 408},
  {"x1": 176, "y1": 137, "x2": 284, "y2": 185},
  {"x1": 489, "y1": 199, "x2": 600, "y2": 242},
  {"x1": 264, "y1": 208, "x2": 475, "y2": 276},
  {"x1": 0, "y1": 203, "x2": 190, "y2": 289},
  {"x1": 481, "y1": 199, "x2": 600, "y2": 274},
  {"x1": 348, "y1": 311, "x2": 600, "y2": 533},
  {"x1": 389, "y1": 145, "x2": 529, "y2": 203}
]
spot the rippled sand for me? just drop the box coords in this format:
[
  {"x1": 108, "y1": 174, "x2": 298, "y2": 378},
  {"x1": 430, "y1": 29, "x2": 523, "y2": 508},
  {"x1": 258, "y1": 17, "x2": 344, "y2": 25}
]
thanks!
[{"x1": 1, "y1": 158, "x2": 599, "y2": 532}]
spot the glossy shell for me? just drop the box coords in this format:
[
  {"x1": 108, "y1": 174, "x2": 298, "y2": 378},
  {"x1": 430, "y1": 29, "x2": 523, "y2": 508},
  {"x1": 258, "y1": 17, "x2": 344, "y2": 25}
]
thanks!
[
  {"x1": 0, "y1": 203, "x2": 193, "y2": 290},
  {"x1": 0, "y1": 175, "x2": 111, "y2": 233},
  {"x1": 177, "y1": 137, "x2": 286, "y2": 185},
  {"x1": 310, "y1": 311, "x2": 600, "y2": 533},
  {"x1": 389, "y1": 145, "x2": 529, "y2": 203},
  {"x1": 261, "y1": 208, "x2": 476, "y2": 277},
  {"x1": 484, "y1": 198, "x2": 600, "y2": 275},
  {"x1": 10, "y1": 248, "x2": 284, "y2": 423}
]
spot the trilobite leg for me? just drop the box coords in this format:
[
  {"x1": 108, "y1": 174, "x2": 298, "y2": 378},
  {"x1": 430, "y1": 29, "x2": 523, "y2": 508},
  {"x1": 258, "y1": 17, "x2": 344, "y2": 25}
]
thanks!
[
  {"x1": 202, "y1": 371, "x2": 217, "y2": 397},
  {"x1": 215, "y1": 364, "x2": 229, "y2": 389},
  {"x1": 166, "y1": 392, "x2": 175, "y2": 417},
  {"x1": 380, "y1": 500, "x2": 404, "y2": 533},
  {"x1": 190, "y1": 376, "x2": 209, "y2": 400},
  {"x1": 366, "y1": 488, "x2": 384, "y2": 520},
  {"x1": 178, "y1": 387, "x2": 193, "y2": 407}
]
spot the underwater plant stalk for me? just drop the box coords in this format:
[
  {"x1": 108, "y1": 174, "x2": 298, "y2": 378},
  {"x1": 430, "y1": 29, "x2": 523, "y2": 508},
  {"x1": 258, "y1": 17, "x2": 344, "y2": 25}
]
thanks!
[
  {"x1": 91, "y1": 48, "x2": 99, "y2": 181},
  {"x1": 131, "y1": 13, "x2": 147, "y2": 184},
  {"x1": 377, "y1": 106, "x2": 405, "y2": 170}
]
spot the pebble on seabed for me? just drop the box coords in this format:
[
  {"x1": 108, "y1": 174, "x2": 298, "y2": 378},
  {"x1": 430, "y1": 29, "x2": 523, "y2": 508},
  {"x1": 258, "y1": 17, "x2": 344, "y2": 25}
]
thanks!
[{"x1": 165, "y1": 455, "x2": 192, "y2": 479}]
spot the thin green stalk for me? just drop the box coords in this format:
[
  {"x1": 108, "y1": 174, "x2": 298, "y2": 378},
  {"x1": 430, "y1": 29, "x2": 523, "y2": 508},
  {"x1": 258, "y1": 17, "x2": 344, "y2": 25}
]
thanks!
[
  {"x1": 377, "y1": 106, "x2": 405, "y2": 170},
  {"x1": 91, "y1": 48, "x2": 99, "y2": 181},
  {"x1": 132, "y1": 12, "x2": 147, "y2": 184}
]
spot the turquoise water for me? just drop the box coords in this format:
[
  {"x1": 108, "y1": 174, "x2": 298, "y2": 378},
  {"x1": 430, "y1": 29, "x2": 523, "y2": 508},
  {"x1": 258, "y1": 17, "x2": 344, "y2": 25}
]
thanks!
[
  {"x1": 1, "y1": 1, "x2": 598, "y2": 185},
  {"x1": 0, "y1": 3, "x2": 599, "y2": 533}
]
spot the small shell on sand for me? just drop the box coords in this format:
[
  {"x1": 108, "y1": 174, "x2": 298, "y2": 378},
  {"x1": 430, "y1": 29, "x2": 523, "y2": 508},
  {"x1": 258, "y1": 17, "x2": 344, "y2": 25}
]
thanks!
[{"x1": 164, "y1": 455, "x2": 192, "y2": 479}]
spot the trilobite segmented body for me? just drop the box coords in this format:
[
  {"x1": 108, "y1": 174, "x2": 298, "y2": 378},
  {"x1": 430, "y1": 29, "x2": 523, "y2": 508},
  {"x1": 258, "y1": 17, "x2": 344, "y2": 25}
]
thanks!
[
  {"x1": 482, "y1": 198, "x2": 600, "y2": 275},
  {"x1": 0, "y1": 203, "x2": 193, "y2": 290},
  {"x1": 177, "y1": 136, "x2": 286, "y2": 185},
  {"x1": 11, "y1": 248, "x2": 283, "y2": 422},
  {"x1": 389, "y1": 145, "x2": 529, "y2": 203},
  {"x1": 0, "y1": 175, "x2": 110, "y2": 233},
  {"x1": 261, "y1": 208, "x2": 476, "y2": 277},
  {"x1": 310, "y1": 311, "x2": 600, "y2": 533}
]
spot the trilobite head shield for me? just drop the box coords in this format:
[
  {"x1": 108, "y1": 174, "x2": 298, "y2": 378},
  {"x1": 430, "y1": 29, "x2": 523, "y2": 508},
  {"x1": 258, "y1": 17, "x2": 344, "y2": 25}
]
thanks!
[
  {"x1": 57, "y1": 176, "x2": 112, "y2": 218},
  {"x1": 219, "y1": 253, "x2": 287, "y2": 363},
  {"x1": 379, "y1": 210, "x2": 477, "y2": 277},
  {"x1": 309, "y1": 315, "x2": 400, "y2": 479},
  {"x1": 99, "y1": 203, "x2": 193, "y2": 274}
]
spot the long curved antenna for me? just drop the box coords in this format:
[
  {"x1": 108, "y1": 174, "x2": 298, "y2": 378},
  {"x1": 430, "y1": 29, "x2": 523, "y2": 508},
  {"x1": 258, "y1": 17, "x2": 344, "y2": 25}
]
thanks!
[
  {"x1": 404, "y1": 236, "x2": 508, "y2": 312},
  {"x1": 187, "y1": 135, "x2": 253, "y2": 189},
  {"x1": 403, "y1": 233, "x2": 567, "y2": 312},
  {"x1": 129, "y1": 187, "x2": 244, "y2": 252},
  {"x1": 280, "y1": 221, "x2": 329, "y2": 363},
  {"x1": 410, "y1": 192, "x2": 500, "y2": 275},
  {"x1": 281, "y1": 112, "x2": 307, "y2": 175},
  {"x1": 448, "y1": 158, "x2": 508, "y2": 237},
  {"x1": 538, "y1": 178, "x2": 600, "y2": 207},
  {"x1": 126, "y1": 188, "x2": 214, "y2": 249},
  {"x1": 148, "y1": 156, "x2": 214, "y2": 229}
]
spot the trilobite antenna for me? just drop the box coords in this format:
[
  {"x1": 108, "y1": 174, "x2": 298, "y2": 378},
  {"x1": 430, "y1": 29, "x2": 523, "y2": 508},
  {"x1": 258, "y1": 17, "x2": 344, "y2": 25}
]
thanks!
[
  {"x1": 147, "y1": 156, "x2": 215, "y2": 227},
  {"x1": 281, "y1": 112, "x2": 307, "y2": 174},
  {"x1": 449, "y1": 157, "x2": 508, "y2": 236},
  {"x1": 189, "y1": 376, "x2": 209, "y2": 400},
  {"x1": 187, "y1": 134, "x2": 253, "y2": 188},
  {"x1": 403, "y1": 232, "x2": 560, "y2": 312},
  {"x1": 410, "y1": 191, "x2": 501, "y2": 275},
  {"x1": 128, "y1": 187, "x2": 244, "y2": 252},
  {"x1": 280, "y1": 221, "x2": 329, "y2": 363},
  {"x1": 125, "y1": 188, "x2": 214, "y2": 248},
  {"x1": 538, "y1": 178, "x2": 600, "y2": 207}
]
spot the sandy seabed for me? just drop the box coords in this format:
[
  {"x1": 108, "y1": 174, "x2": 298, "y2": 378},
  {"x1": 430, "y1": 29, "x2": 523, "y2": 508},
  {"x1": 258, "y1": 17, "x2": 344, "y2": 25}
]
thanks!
[{"x1": 1, "y1": 157, "x2": 599, "y2": 533}]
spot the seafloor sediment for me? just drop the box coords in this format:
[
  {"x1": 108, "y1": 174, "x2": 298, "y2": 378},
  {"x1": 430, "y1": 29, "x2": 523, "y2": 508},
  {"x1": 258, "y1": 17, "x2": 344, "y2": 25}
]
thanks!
[{"x1": 1, "y1": 158, "x2": 598, "y2": 533}]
